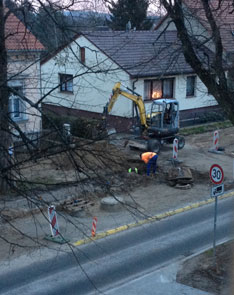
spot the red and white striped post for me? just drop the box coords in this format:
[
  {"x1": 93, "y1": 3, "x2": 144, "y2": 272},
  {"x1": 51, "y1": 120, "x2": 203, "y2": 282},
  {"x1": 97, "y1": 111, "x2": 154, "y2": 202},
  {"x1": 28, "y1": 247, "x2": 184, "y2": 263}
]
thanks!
[
  {"x1": 92, "y1": 217, "x2": 97, "y2": 237},
  {"x1": 213, "y1": 130, "x2": 219, "y2": 151},
  {"x1": 48, "y1": 205, "x2": 59, "y2": 237},
  {"x1": 173, "y1": 138, "x2": 178, "y2": 160}
]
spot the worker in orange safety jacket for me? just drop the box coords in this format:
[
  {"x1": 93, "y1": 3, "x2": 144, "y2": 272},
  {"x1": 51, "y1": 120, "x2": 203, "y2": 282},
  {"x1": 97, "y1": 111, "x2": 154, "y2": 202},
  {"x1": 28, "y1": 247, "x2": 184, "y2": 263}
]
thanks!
[{"x1": 140, "y1": 152, "x2": 158, "y2": 176}]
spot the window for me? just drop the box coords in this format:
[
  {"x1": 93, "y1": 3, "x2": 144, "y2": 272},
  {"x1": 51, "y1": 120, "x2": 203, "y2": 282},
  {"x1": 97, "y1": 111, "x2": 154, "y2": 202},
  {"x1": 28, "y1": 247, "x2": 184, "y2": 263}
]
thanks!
[
  {"x1": 59, "y1": 74, "x2": 73, "y2": 92},
  {"x1": 9, "y1": 86, "x2": 26, "y2": 120},
  {"x1": 80, "y1": 47, "x2": 85, "y2": 64},
  {"x1": 186, "y1": 76, "x2": 196, "y2": 97},
  {"x1": 144, "y1": 78, "x2": 174, "y2": 100}
]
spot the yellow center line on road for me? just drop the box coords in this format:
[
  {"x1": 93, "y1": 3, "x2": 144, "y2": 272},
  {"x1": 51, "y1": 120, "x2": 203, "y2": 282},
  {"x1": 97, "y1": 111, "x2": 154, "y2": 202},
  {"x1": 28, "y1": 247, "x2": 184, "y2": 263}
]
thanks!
[{"x1": 72, "y1": 190, "x2": 234, "y2": 247}]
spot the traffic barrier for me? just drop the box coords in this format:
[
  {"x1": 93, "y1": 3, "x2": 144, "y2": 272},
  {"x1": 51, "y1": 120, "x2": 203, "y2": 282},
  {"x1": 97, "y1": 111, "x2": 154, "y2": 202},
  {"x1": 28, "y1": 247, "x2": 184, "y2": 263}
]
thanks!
[
  {"x1": 213, "y1": 130, "x2": 219, "y2": 151},
  {"x1": 208, "y1": 130, "x2": 224, "y2": 154},
  {"x1": 48, "y1": 205, "x2": 59, "y2": 237},
  {"x1": 92, "y1": 217, "x2": 97, "y2": 237},
  {"x1": 173, "y1": 138, "x2": 178, "y2": 160},
  {"x1": 45, "y1": 205, "x2": 69, "y2": 244}
]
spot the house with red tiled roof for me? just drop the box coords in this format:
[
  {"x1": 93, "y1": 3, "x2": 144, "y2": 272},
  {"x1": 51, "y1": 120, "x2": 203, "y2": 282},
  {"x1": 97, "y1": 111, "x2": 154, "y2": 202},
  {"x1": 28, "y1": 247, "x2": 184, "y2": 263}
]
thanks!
[
  {"x1": 41, "y1": 29, "x2": 220, "y2": 132},
  {"x1": 6, "y1": 8, "x2": 45, "y2": 137}
]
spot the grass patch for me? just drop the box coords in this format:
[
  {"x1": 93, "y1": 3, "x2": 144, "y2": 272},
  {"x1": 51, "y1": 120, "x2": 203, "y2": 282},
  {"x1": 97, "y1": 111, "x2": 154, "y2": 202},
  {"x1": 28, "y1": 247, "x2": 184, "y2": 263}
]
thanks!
[
  {"x1": 204, "y1": 248, "x2": 214, "y2": 257},
  {"x1": 180, "y1": 121, "x2": 233, "y2": 136}
]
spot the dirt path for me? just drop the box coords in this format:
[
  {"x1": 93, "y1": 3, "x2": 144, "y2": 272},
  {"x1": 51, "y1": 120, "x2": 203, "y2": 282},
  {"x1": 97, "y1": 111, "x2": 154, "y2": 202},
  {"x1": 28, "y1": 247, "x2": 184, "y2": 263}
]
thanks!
[{"x1": 0, "y1": 126, "x2": 234, "y2": 267}]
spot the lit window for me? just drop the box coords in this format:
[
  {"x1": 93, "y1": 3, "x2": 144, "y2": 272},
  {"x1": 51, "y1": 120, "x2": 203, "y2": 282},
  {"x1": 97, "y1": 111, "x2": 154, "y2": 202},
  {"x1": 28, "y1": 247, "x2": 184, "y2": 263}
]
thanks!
[
  {"x1": 186, "y1": 76, "x2": 196, "y2": 97},
  {"x1": 144, "y1": 78, "x2": 174, "y2": 100},
  {"x1": 59, "y1": 74, "x2": 73, "y2": 93}
]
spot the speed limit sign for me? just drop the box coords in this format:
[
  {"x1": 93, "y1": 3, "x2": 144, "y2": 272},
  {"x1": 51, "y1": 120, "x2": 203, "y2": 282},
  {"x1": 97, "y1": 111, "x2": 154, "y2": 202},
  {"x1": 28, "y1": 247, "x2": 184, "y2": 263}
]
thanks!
[{"x1": 209, "y1": 164, "x2": 224, "y2": 185}]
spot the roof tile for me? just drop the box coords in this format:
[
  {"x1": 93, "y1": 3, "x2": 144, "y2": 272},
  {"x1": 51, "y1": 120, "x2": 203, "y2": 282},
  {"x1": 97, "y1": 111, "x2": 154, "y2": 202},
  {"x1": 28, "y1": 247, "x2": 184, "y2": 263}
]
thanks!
[
  {"x1": 83, "y1": 31, "x2": 215, "y2": 77},
  {"x1": 5, "y1": 9, "x2": 44, "y2": 51}
]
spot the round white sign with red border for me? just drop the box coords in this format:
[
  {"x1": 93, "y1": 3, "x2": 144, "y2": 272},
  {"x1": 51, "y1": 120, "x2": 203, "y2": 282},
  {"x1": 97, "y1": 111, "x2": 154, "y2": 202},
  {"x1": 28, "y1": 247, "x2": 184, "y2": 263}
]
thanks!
[{"x1": 209, "y1": 164, "x2": 224, "y2": 185}]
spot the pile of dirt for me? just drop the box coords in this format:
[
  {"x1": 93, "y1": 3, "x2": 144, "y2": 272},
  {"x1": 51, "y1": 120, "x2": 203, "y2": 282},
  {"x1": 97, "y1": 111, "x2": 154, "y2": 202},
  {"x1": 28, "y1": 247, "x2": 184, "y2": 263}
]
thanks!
[
  {"x1": 177, "y1": 241, "x2": 234, "y2": 294},
  {"x1": 18, "y1": 140, "x2": 131, "y2": 186}
]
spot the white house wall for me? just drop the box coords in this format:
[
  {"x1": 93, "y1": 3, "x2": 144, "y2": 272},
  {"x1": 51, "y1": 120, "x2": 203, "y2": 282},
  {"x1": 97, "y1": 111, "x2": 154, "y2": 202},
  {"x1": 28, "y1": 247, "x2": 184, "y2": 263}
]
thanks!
[
  {"x1": 41, "y1": 36, "x2": 133, "y2": 118},
  {"x1": 130, "y1": 75, "x2": 217, "y2": 111},
  {"x1": 183, "y1": 6, "x2": 215, "y2": 52},
  {"x1": 8, "y1": 53, "x2": 41, "y2": 134},
  {"x1": 158, "y1": 11, "x2": 214, "y2": 52},
  {"x1": 175, "y1": 75, "x2": 217, "y2": 110},
  {"x1": 157, "y1": 16, "x2": 176, "y2": 31},
  {"x1": 41, "y1": 35, "x2": 218, "y2": 121}
]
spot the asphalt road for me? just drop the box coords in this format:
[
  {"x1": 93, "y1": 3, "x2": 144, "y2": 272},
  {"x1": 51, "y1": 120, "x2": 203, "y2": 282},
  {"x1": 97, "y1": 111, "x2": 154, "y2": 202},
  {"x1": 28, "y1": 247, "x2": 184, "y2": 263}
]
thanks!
[{"x1": 0, "y1": 195, "x2": 233, "y2": 295}]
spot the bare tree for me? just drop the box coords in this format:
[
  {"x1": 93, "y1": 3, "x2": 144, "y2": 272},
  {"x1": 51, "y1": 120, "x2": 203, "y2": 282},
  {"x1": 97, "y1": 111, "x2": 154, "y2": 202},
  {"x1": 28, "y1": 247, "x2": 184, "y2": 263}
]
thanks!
[
  {"x1": 0, "y1": 0, "x2": 11, "y2": 193},
  {"x1": 0, "y1": 0, "x2": 145, "y2": 260},
  {"x1": 0, "y1": 1, "x2": 233, "y2": 294},
  {"x1": 159, "y1": 0, "x2": 234, "y2": 124}
]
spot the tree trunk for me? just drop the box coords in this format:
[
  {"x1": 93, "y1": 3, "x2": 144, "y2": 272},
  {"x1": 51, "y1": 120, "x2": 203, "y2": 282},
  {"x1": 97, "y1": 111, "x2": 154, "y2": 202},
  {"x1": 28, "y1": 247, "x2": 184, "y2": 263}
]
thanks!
[
  {"x1": 161, "y1": 0, "x2": 234, "y2": 125},
  {"x1": 0, "y1": 0, "x2": 11, "y2": 194}
]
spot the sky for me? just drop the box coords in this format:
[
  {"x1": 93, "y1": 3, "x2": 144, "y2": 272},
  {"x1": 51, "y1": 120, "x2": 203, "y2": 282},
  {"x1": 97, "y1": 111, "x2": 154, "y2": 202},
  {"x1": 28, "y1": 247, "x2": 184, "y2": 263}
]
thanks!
[{"x1": 27, "y1": 0, "x2": 162, "y2": 15}]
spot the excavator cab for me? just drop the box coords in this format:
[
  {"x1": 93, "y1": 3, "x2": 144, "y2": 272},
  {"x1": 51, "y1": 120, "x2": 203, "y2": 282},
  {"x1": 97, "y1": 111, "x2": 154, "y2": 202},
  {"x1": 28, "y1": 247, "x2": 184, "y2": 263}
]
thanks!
[
  {"x1": 145, "y1": 99, "x2": 185, "y2": 152},
  {"x1": 103, "y1": 82, "x2": 185, "y2": 153},
  {"x1": 147, "y1": 99, "x2": 179, "y2": 134}
]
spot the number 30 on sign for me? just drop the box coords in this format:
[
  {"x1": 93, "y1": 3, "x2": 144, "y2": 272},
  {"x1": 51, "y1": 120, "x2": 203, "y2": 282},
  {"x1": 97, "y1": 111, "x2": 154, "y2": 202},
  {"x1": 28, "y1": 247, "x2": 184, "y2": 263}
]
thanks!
[{"x1": 209, "y1": 164, "x2": 224, "y2": 185}]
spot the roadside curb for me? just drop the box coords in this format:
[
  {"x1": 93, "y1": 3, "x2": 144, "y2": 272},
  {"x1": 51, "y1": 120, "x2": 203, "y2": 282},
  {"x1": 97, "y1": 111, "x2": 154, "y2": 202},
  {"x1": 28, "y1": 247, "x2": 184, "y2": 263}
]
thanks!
[{"x1": 73, "y1": 190, "x2": 234, "y2": 247}]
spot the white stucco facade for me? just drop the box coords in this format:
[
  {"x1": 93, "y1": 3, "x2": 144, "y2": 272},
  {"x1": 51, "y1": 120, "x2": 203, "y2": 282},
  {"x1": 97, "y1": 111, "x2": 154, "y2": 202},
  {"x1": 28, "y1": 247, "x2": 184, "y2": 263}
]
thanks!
[
  {"x1": 8, "y1": 52, "x2": 42, "y2": 135},
  {"x1": 175, "y1": 75, "x2": 217, "y2": 110},
  {"x1": 128, "y1": 75, "x2": 217, "y2": 111},
  {"x1": 41, "y1": 34, "x2": 218, "y2": 121},
  {"x1": 41, "y1": 35, "x2": 134, "y2": 118},
  {"x1": 157, "y1": 14, "x2": 215, "y2": 52}
]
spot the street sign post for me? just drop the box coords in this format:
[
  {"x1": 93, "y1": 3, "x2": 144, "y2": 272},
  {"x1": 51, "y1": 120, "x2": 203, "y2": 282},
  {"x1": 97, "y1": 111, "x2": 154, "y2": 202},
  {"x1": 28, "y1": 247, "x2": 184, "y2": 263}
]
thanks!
[
  {"x1": 211, "y1": 183, "x2": 224, "y2": 198},
  {"x1": 209, "y1": 164, "x2": 224, "y2": 266},
  {"x1": 209, "y1": 164, "x2": 224, "y2": 185}
]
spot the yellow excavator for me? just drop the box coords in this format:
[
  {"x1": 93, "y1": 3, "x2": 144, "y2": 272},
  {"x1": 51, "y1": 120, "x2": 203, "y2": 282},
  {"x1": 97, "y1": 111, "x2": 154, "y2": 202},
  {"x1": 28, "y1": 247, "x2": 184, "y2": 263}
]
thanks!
[{"x1": 103, "y1": 82, "x2": 185, "y2": 153}]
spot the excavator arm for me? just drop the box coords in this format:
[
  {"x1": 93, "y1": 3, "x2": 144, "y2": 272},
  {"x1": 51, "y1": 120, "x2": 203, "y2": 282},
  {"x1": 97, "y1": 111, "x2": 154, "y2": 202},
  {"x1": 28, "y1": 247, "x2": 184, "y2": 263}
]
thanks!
[{"x1": 105, "y1": 82, "x2": 148, "y2": 129}]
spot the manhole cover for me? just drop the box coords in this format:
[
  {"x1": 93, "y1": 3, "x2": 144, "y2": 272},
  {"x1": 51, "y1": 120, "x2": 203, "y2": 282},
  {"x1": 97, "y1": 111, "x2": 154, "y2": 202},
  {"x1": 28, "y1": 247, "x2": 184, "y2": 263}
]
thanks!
[{"x1": 100, "y1": 196, "x2": 124, "y2": 211}]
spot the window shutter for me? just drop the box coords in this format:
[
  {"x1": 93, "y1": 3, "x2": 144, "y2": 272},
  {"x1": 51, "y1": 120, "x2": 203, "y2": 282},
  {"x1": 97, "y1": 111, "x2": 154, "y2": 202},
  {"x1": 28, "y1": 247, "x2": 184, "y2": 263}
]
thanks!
[
  {"x1": 144, "y1": 81, "x2": 151, "y2": 100},
  {"x1": 13, "y1": 97, "x2": 20, "y2": 118},
  {"x1": 80, "y1": 47, "x2": 85, "y2": 63},
  {"x1": 186, "y1": 76, "x2": 196, "y2": 97},
  {"x1": 163, "y1": 79, "x2": 173, "y2": 98}
]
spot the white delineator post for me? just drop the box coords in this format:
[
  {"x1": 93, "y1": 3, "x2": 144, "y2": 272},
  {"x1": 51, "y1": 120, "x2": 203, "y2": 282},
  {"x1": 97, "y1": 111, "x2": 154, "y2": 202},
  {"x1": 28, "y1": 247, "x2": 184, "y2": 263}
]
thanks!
[
  {"x1": 92, "y1": 217, "x2": 97, "y2": 237},
  {"x1": 173, "y1": 138, "x2": 178, "y2": 160},
  {"x1": 213, "y1": 130, "x2": 219, "y2": 151},
  {"x1": 48, "y1": 205, "x2": 59, "y2": 237}
]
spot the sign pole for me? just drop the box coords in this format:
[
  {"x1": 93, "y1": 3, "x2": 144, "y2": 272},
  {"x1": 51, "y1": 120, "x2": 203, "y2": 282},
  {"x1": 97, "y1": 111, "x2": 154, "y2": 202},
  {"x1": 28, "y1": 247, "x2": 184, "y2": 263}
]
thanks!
[
  {"x1": 213, "y1": 195, "x2": 218, "y2": 266},
  {"x1": 233, "y1": 159, "x2": 234, "y2": 181},
  {"x1": 209, "y1": 164, "x2": 224, "y2": 267}
]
